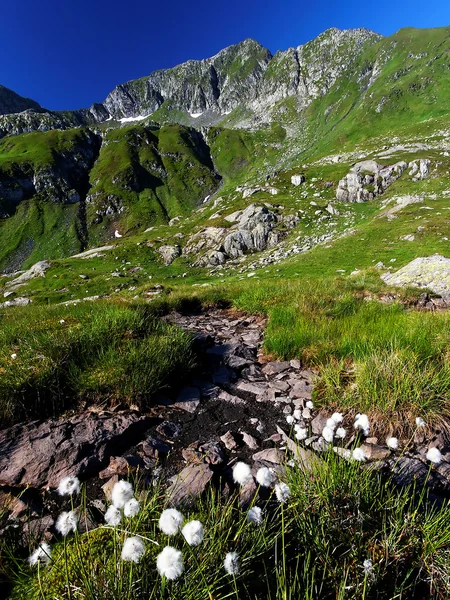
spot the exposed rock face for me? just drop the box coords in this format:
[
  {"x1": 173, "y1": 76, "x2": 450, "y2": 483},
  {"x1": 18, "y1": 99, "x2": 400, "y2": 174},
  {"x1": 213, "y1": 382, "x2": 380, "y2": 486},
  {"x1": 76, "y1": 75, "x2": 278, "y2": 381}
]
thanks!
[
  {"x1": 0, "y1": 85, "x2": 42, "y2": 115},
  {"x1": 184, "y1": 204, "x2": 281, "y2": 267},
  {"x1": 336, "y1": 159, "x2": 409, "y2": 202},
  {"x1": 5, "y1": 260, "x2": 51, "y2": 291},
  {"x1": 381, "y1": 255, "x2": 450, "y2": 301},
  {"x1": 0, "y1": 411, "x2": 152, "y2": 488},
  {"x1": 158, "y1": 245, "x2": 181, "y2": 265}
]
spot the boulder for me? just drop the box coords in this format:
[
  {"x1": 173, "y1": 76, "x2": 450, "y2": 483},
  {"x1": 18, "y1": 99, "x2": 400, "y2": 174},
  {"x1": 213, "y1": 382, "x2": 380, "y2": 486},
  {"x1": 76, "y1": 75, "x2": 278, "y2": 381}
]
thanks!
[
  {"x1": 381, "y1": 255, "x2": 450, "y2": 301},
  {"x1": 158, "y1": 245, "x2": 181, "y2": 265},
  {"x1": 336, "y1": 160, "x2": 408, "y2": 203},
  {"x1": 5, "y1": 261, "x2": 51, "y2": 290},
  {"x1": 166, "y1": 463, "x2": 214, "y2": 506},
  {"x1": 291, "y1": 175, "x2": 305, "y2": 186}
]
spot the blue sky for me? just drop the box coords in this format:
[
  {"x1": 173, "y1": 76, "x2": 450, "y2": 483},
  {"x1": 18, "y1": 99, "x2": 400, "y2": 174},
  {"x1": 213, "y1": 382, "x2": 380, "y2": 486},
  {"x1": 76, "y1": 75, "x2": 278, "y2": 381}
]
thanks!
[{"x1": 2, "y1": 0, "x2": 449, "y2": 111}]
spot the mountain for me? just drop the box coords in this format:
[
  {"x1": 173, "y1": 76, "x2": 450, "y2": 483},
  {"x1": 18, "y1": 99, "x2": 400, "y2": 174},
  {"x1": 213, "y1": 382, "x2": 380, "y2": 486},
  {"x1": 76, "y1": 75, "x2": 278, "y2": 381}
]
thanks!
[{"x1": 0, "y1": 84, "x2": 42, "y2": 115}]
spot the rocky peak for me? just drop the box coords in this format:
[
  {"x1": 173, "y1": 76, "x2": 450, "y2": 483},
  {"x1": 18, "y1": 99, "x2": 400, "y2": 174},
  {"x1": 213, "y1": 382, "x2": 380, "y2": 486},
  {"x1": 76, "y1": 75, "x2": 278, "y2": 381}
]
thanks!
[{"x1": 0, "y1": 84, "x2": 42, "y2": 116}]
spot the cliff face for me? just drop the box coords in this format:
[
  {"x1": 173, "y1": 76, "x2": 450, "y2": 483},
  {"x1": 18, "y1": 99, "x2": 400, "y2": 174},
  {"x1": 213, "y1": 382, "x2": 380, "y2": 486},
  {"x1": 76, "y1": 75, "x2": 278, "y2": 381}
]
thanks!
[{"x1": 0, "y1": 85, "x2": 42, "y2": 115}]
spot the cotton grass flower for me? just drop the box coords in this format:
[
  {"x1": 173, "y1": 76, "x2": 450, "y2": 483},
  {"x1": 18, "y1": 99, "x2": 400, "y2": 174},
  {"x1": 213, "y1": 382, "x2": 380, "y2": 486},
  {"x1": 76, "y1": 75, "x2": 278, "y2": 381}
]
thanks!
[
  {"x1": 57, "y1": 476, "x2": 80, "y2": 497},
  {"x1": 182, "y1": 520, "x2": 204, "y2": 546},
  {"x1": 111, "y1": 480, "x2": 134, "y2": 509},
  {"x1": 306, "y1": 400, "x2": 314, "y2": 409},
  {"x1": 55, "y1": 511, "x2": 78, "y2": 536},
  {"x1": 224, "y1": 551, "x2": 239, "y2": 575},
  {"x1": 256, "y1": 466, "x2": 275, "y2": 487},
  {"x1": 124, "y1": 498, "x2": 140, "y2": 518},
  {"x1": 121, "y1": 536, "x2": 145, "y2": 563},
  {"x1": 247, "y1": 506, "x2": 263, "y2": 525},
  {"x1": 426, "y1": 447, "x2": 442, "y2": 464},
  {"x1": 286, "y1": 415, "x2": 295, "y2": 425},
  {"x1": 159, "y1": 508, "x2": 184, "y2": 535},
  {"x1": 335, "y1": 427, "x2": 346, "y2": 439},
  {"x1": 326, "y1": 418, "x2": 337, "y2": 430},
  {"x1": 363, "y1": 559, "x2": 373, "y2": 575},
  {"x1": 233, "y1": 462, "x2": 252, "y2": 485},
  {"x1": 416, "y1": 417, "x2": 426, "y2": 428},
  {"x1": 295, "y1": 427, "x2": 308, "y2": 441},
  {"x1": 274, "y1": 482, "x2": 291, "y2": 503},
  {"x1": 293, "y1": 408, "x2": 302, "y2": 420},
  {"x1": 386, "y1": 437, "x2": 398, "y2": 450},
  {"x1": 105, "y1": 505, "x2": 122, "y2": 526},
  {"x1": 330, "y1": 412, "x2": 344, "y2": 425},
  {"x1": 322, "y1": 426, "x2": 334, "y2": 443},
  {"x1": 354, "y1": 414, "x2": 370, "y2": 437},
  {"x1": 157, "y1": 546, "x2": 184, "y2": 580},
  {"x1": 352, "y1": 447, "x2": 366, "y2": 462},
  {"x1": 28, "y1": 543, "x2": 51, "y2": 566}
]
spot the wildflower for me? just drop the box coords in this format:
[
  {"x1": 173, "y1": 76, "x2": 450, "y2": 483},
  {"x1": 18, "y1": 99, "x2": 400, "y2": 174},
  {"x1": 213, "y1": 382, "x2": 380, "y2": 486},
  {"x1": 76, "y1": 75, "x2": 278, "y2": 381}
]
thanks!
[
  {"x1": 156, "y1": 546, "x2": 184, "y2": 580},
  {"x1": 256, "y1": 466, "x2": 275, "y2": 487},
  {"x1": 363, "y1": 559, "x2": 373, "y2": 575},
  {"x1": 55, "y1": 511, "x2": 78, "y2": 536},
  {"x1": 386, "y1": 437, "x2": 398, "y2": 450},
  {"x1": 60, "y1": 319, "x2": 65, "y2": 324},
  {"x1": 105, "y1": 505, "x2": 122, "y2": 526},
  {"x1": 11, "y1": 353, "x2": 17, "y2": 359},
  {"x1": 182, "y1": 520, "x2": 204, "y2": 546},
  {"x1": 295, "y1": 427, "x2": 308, "y2": 441},
  {"x1": 286, "y1": 415, "x2": 295, "y2": 425},
  {"x1": 274, "y1": 482, "x2": 291, "y2": 503},
  {"x1": 416, "y1": 417, "x2": 426, "y2": 428},
  {"x1": 28, "y1": 543, "x2": 51, "y2": 566},
  {"x1": 124, "y1": 498, "x2": 140, "y2": 518},
  {"x1": 121, "y1": 536, "x2": 145, "y2": 563},
  {"x1": 159, "y1": 508, "x2": 184, "y2": 535},
  {"x1": 330, "y1": 412, "x2": 344, "y2": 425},
  {"x1": 322, "y1": 426, "x2": 334, "y2": 443},
  {"x1": 224, "y1": 551, "x2": 239, "y2": 575},
  {"x1": 111, "y1": 480, "x2": 134, "y2": 509},
  {"x1": 426, "y1": 447, "x2": 442, "y2": 464},
  {"x1": 247, "y1": 506, "x2": 263, "y2": 525},
  {"x1": 335, "y1": 427, "x2": 346, "y2": 439},
  {"x1": 293, "y1": 408, "x2": 302, "y2": 420},
  {"x1": 306, "y1": 401, "x2": 314, "y2": 409},
  {"x1": 354, "y1": 414, "x2": 370, "y2": 437},
  {"x1": 326, "y1": 418, "x2": 337, "y2": 430},
  {"x1": 57, "y1": 476, "x2": 80, "y2": 497},
  {"x1": 352, "y1": 448, "x2": 366, "y2": 462},
  {"x1": 232, "y1": 462, "x2": 252, "y2": 485}
]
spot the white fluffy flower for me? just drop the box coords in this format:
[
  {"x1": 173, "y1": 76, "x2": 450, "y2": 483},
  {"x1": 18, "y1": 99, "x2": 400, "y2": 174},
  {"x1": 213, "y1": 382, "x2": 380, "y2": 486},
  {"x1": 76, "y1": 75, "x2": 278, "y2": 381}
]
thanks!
[
  {"x1": 28, "y1": 543, "x2": 51, "y2": 566},
  {"x1": 295, "y1": 427, "x2": 308, "y2": 441},
  {"x1": 286, "y1": 415, "x2": 295, "y2": 425},
  {"x1": 224, "y1": 551, "x2": 239, "y2": 575},
  {"x1": 182, "y1": 520, "x2": 204, "y2": 546},
  {"x1": 111, "y1": 480, "x2": 134, "y2": 509},
  {"x1": 233, "y1": 462, "x2": 252, "y2": 485},
  {"x1": 247, "y1": 506, "x2": 263, "y2": 525},
  {"x1": 335, "y1": 427, "x2": 346, "y2": 439},
  {"x1": 256, "y1": 466, "x2": 275, "y2": 487},
  {"x1": 306, "y1": 401, "x2": 314, "y2": 409},
  {"x1": 386, "y1": 437, "x2": 398, "y2": 450},
  {"x1": 363, "y1": 559, "x2": 373, "y2": 575},
  {"x1": 352, "y1": 448, "x2": 366, "y2": 462},
  {"x1": 274, "y1": 482, "x2": 291, "y2": 503},
  {"x1": 322, "y1": 426, "x2": 334, "y2": 442},
  {"x1": 293, "y1": 408, "x2": 302, "y2": 420},
  {"x1": 124, "y1": 498, "x2": 140, "y2": 518},
  {"x1": 55, "y1": 511, "x2": 78, "y2": 537},
  {"x1": 159, "y1": 508, "x2": 184, "y2": 535},
  {"x1": 121, "y1": 536, "x2": 145, "y2": 563},
  {"x1": 326, "y1": 418, "x2": 337, "y2": 430},
  {"x1": 354, "y1": 414, "x2": 370, "y2": 437},
  {"x1": 57, "y1": 476, "x2": 80, "y2": 497},
  {"x1": 416, "y1": 417, "x2": 426, "y2": 428},
  {"x1": 157, "y1": 546, "x2": 184, "y2": 580},
  {"x1": 104, "y1": 505, "x2": 122, "y2": 526},
  {"x1": 330, "y1": 412, "x2": 344, "y2": 425},
  {"x1": 426, "y1": 447, "x2": 442, "y2": 464}
]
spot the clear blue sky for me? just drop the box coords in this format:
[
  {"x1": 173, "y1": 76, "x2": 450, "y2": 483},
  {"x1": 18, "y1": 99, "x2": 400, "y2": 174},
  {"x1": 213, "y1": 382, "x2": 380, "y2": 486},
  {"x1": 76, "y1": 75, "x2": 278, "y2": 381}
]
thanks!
[{"x1": 1, "y1": 0, "x2": 449, "y2": 111}]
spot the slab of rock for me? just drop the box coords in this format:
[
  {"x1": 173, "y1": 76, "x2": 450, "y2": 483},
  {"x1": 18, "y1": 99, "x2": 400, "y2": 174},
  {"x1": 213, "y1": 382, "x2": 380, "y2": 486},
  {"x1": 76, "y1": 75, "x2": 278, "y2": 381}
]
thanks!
[
  {"x1": 381, "y1": 255, "x2": 450, "y2": 301},
  {"x1": 174, "y1": 386, "x2": 201, "y2": 413},
  {"x1": 252, "y1": 448, "x2": 284, "y2": 464},
  {"x1": 0, "y1": 296, "x2": 31, "y2": 308},
  {"x1": 220, "y1": 431, "x2": 239, "y2": 450},
  {"x1": 262, "y1": 361, "x2": 291, "y2": 376},
  {"x1": 158, "y1": 245, "x2": 181, "y2": 266},
  {"x1": 241, "y1": 431, "x2": 259, "y2": 450},
  {"x1": 6, "y1": 261, "x2": 51, "y2": 290},
  {"x1": 360, "y1": 443, "x2": 390, "y2": 461},
  {"x1": 276, "y1": 425, "x2": 316, "y2": 472},
  {"x1": 0, "y1": 411, "x2": 152, "y2": 489},
  {"x1": 239, "y1": 476, "x2": 257, "y2": 508},
  {"x1": 166, "y1": 463, "x2": 213, "y2": 506}
]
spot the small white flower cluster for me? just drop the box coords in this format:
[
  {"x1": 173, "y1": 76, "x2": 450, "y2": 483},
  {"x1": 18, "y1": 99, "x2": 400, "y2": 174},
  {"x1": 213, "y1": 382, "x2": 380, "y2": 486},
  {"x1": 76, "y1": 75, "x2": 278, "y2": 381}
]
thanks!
[
  {"x1": 57, "y1": 475, "x2": 80, "y2": 497},
  {"x1": 104, "y1": 480, "x2": 140, "y2": 527},
  {"x1": 354, "y1": 413, "x2": 370, "y2": 437},
  {"x1": 286, "y1": 402, "x2": 313, "y2": 441},
  {"x1": 322, "y1": 412, "x2": 346, "y2": 443}
]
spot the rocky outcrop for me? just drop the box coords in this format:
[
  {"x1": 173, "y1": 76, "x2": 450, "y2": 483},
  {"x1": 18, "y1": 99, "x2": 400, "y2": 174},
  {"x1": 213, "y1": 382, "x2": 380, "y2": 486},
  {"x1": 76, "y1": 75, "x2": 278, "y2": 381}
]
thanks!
[
  {"x1": 158, "y1": 245, "x2": 181, "y2": 265},
  {"x1": 336, "y1": 159, "x2": 410, "y2": 203},
  {"x1": 5, "y1": 260, "x2": 51, "y2": 291},
  {"x1": 0, "y1": 85, "x2": 42, "y2": 116},
  {"x1": 381, "y1": 255, "x2": 450, "y2": 301}
]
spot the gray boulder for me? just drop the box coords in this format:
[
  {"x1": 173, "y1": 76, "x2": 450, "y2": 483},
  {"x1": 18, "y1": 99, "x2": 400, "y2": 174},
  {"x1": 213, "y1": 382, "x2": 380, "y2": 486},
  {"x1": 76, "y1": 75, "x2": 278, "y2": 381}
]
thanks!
[
  {"x1": 381, "y1": 255, "x2": 450, "y2": 301},
  {"x1": 158, "y1": 245, "x2": 181, "y2": 265},
  {"x1": 336, "y1": 160, "x2": 409, "y2": 203}
]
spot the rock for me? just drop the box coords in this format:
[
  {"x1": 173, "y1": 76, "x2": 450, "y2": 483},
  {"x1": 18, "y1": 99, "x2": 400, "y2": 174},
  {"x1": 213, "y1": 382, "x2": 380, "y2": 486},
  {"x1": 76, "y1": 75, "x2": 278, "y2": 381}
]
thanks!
[
  {"x1": 140, "y1": 437, "x2": 171, "y2": 459},
  {"x1": 22, "y1": 516, "x2": 54, "y2": 543},
  {"x1": 241, "y1": 431, "x2": 259, "y2": 450},
  {"x1": 311, "y1": 412, "x2": 328, "y2": 435},
  {"x1": 98, "y1": 455, "x2": 145, "y2": 478},
  {"x1": 289, "y1": 380, "x2": 313, "y2": 399},
  {"x1": 336, "y1": 160, "x2": 408, "y2": 203},
  {"x1": 276, "y1": 425, "x2": 316, "y2": 471},
  {"x1": 326, "y1": 203, "x2": 340, "y2": 216},
  {"x1": 381, "y1": 255, "x2": 450, "y2": 301},
  {"x1": 101, "y1": 475, "x2": 119, "y2": 502},
  {"x1": 239, "y1": 476, "x2": 257, "y2": 508},
  {"x1": 236, "y1": 381, "x2": 268, "y2": 397},
  {"x1": 166, "y1": 463, "x2": 213, "y2": 506},
  {"x1": 360, "y1": 443, "x2": 390, "y2": 460},
  {"x1": 252, "y1": 448, "x2": 284, "y2": 464},
  {"x1": 0, "y1": 296, "x2": 31, "y2": 308},
  {"x1": 174, "y1": 386, "x2": 201, "y2": 413},
  {"x1": 217, "y1": 390, "x2": 246, "y2": 405},
  {"x1": 291, "y1": 175, "x2": 305, "y2": 186},
  {"x1": 261, "y1": 361, "x2": 290, "y2": 376},
  {"x1": 220, "y1": 431, "x2": 239, "y2": 450},
  {"x1": 5, "y1": 261, "x2": 51, "y2": 290},
  {"x1": 158, "y1": 245, "x2": 181, "y2": 265},
  {"x1": 0, "y1": 412, "x2": 152, "y2": 489},
  {"x1": 156, "y1": 421, "x2": 182, "y2": 439},
  {"x1": 198, "y1": 440, "x2": 226, "y2": 465}
]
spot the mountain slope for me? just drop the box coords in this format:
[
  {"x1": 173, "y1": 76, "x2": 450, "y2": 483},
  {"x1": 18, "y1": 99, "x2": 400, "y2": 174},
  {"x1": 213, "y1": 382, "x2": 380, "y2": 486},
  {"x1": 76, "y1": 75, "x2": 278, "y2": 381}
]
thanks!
[{"x1": 0, "y1": 85, "x2": 42, "y2": 115}]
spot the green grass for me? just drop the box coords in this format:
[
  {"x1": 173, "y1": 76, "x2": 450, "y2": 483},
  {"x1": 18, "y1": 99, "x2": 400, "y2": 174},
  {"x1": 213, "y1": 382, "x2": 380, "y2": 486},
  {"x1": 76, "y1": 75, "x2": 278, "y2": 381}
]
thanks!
[{"x1": 0, "y1": 300, "x2": 195, "y2": 426}]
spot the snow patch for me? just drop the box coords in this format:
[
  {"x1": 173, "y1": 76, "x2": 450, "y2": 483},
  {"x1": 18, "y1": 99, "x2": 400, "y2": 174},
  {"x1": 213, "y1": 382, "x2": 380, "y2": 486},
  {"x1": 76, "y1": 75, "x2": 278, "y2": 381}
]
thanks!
[
  {"x1": 119, "y1": 114, "x2": 151, "y2": 124},
  {"x1": 189, "y1": 112, "x2": 203, "y2": 119}
]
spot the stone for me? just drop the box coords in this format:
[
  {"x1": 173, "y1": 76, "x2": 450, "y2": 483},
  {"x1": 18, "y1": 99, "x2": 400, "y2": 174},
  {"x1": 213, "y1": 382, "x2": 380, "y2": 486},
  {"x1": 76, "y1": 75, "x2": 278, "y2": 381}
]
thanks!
[
  {"x1": 276, "y1": 426, "x2": 316, "y2": 472},
  {"x1": 0, "y1": 412, "x2": 152, "y2": 489},
  {"x1": 158, "y1": 245, "x2": 181, "y2": 265},
  {"x1": 140, "y1": 437, "x2": 171, "y2": 458},
  {"x1": 239, "y1": 476, "x2": 257, "y2": 508},
  {"x1": 291, "y1": 175, "x2": 305, "y2": 186},
  {"x1": 167, "y1": 463, "x2": 213, "y2": 506},
  {"x1": 311, "y1": 412, "x2": 328, "y2": 435},
  {"x1": 198, "y1": 440, "x2": 226, "y2": 465},
  {"x1": 289, "y1": 380, "x2": 313, "y2": 399},
  {"x1": 381, "y1": 255, "x2": 450, "y2": 302},
  {"x1": 360, "y1": 443, "x2": 390, "y2": 461},
  {"x1": 236, "y1": 381, "x2": 268, "y2": 397},
  {"x1": 252, "y1": 448, "x2": 284, "y2": 464},
  {"x1": 156, "y1": 421, "x2": 182, "y2": 439},
  {"x1": 0, "y1": 296, "x2": 31, "y2": 308},
  {"x1": 174, "y1": 386, "x2": 201, "y2": 413},
  {"x1": 241, "y1": 431, "x2": 259, "y2": 450},
  {"x1": 261, "y1": 361, "x2": 291, "y2": 375},
  {"x1": 217, "y1": 390, "x2": 246, "y2": 405},
  {"x1": 5, "y1": 261, "x2": 51, "y2": 290},
  {"x1": 101, "y1": 475, "x2": 119, "y2": 501},
  {"x1": 336, "y1": 160, "x2": 408, "y2": 203},
  {"x1": 220, "y1": 431, "x2": 239, "y2": 450}
]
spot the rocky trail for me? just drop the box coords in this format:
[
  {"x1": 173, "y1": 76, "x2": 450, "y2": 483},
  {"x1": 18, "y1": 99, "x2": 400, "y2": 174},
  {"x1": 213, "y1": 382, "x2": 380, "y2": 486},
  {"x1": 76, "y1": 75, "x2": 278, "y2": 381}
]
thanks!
[{"x1": 1, "y1": 309, "x2": 449, "y2": 545}]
